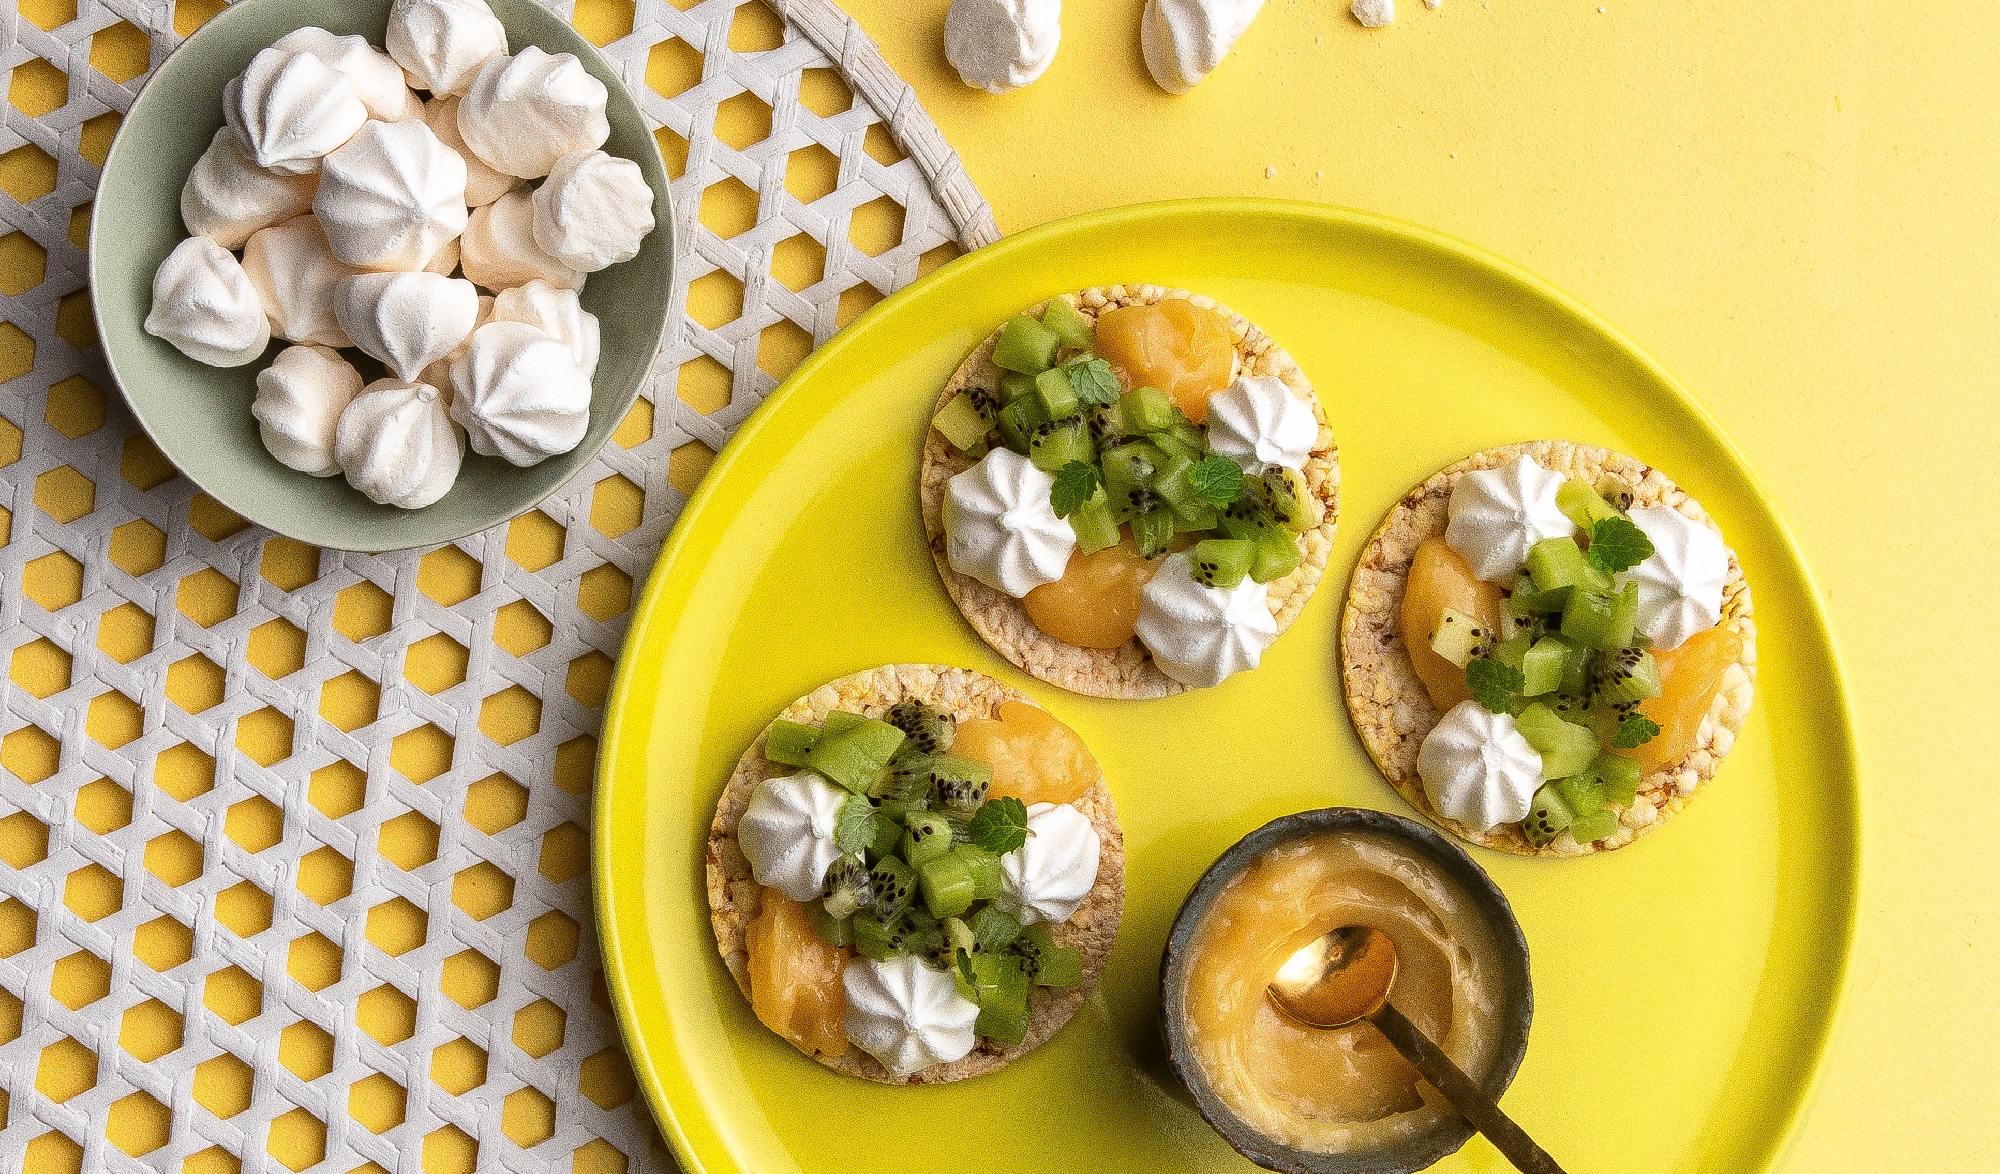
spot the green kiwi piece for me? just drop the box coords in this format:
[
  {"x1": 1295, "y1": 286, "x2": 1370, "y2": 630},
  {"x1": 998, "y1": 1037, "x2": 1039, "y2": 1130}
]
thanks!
[
  {"x1": 807, "y1": 901, "x2": 852, "y2": 948},
  {"x1": 1592, "y1": 754, "x2": 1644, "y2": 805},
  {"x1": 997, "y1": 395, "x2": 1050, "y2": 455},
  {"x1": 868, "y1": 857, "x2": 916, "y2": 924},
  {"x1": 1557, "y1": 478, "x2": 1624, "y2": 531},
  {"x1": 875, "y1": 796, "x2": 926, "y2": 824},
  {"x1": 1521, "y1": 782, "x2": 1575, "y2": 848},
  {"x1": 874, "y1": 751, "x2": 934, "y2": 801},
  {"x1": 821, "y1": 710, "x2": 868, "y2": 738},
  {"x1": 763, "y1": 720, "x2": 820, "y2": 768},
  {"x1": 1554, "y1": 773, "x2": 1606, "y2": 818},
  {"x1": 1526, "y1": 537, "x2": 1612, "y2": 594},
  {"x1": 1040, "y1": 298, "x2": 1094, "y2": 350},
  {"x1": 917, "y1": 851, "x2": 977, "y2": 919},
  {"x1": 1132, "y1": 507, "x2": 1176, "y2": 559},
  {"x1": 1252, "y1": 467, "x2": 1311, "y2": 533},
  {"x1": 805, "y1": 719, "x2": 906, "y2": 794},
  {"x1": 901, "y1": 813, "x2": 955, "y2": 866},
  {"x1": 885, "y1": 701, "x2": 955, "y2": 755},
  {"x1": 928, "y1": 755, "x2": 992, "y2": 815},
  {"x1": 821, "y1": 852, "x2": 874, "y2": 920},
  {"x1": 1086, "y1": 401, "x2": 1129, "y2": 449},
  {"x1": 1589, "y1": 647, "x2": 1662, "y2": 704},
  {"x1": 932, "y1": 392, "x2": 993, "y2": 452},
  {"x1": 1101, "y1": 441, "x2": 1163, "y2": 520},
  {"x1": 1491, "y1": 632, "x2": 1533, "y2": 671},
  {"x1": 1520, "y1": 635, "x2": 1574, "y2": 696},
  {"x1": 1559, "y1": 588, "x2": 1622, "y2": 651},
  {"x1": 1190, "y1": 538, "x2": 1253, "y2": 589},
  {"x1": 1120, "y1": 386, "x2": 1174, "y2": 433},
  {"x1": 1170, "y1": 499, "x2": 1221, "y2": 533},
  {"x1": 999, "y1": 370, "x2": 1038, "y2": 405},
  {"x1": 1514, "y1": 702, "x2": 1603, "y2": 779},
  {"x1": 1510, "y1": 584, "x2": 1574, "y2": 617},
  {"x1": 851, "y1": 910, "x2": 900, "y2": 960},
  {"x1": 1150, "y1": 451, "x2": 1204, "y2": 515},
  {"x1": 1033, "y1": 366, "x2": 1080, "y2": 421},
  {"x1": 970, "y1": 953, "x2": 1032, "y2": 1045},
  {"x1": 955, "y1": 845, "x2": 1004, "y2": 901},
  {"x1": 970, "y1": 905, "x2": 1023, "y2": 953},
  {"x1": 1429, "y1": 609, "x2": 1489, "y2": 669},
  {"x1": 1071, "y1": 495, "x2": 1122, "y2": 554},
  {"x1": 944, "y1": 916, "x2": 976, "y2": 957},
  {"x1": 994, "y1": 315, "x2": 1060, "y2": 374},
  {"x1": 864, "y1": 814, "x2": 903, "y2": 863},
  {"x1": 1569, "y1": 809, "x2": 1619, "y2": 844},
  {"x1": 1027, "y1": 417, "x2": 1094, "y2": 473},
  {"x1": 1031, "y1": 943, "x2": 1083, "y2": 988},
  {"x1": 1149, "y1": 426, "x2": 1202, "y2": 466},
  {"x1": 1249, "y1": 526, "x2": 1303, "y2": 583}
]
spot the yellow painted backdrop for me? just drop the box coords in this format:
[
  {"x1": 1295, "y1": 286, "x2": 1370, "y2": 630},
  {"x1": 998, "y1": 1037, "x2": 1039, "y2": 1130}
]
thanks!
[{"x1": 839, "y1": 0, "x2": 1996, "y2": 1170}]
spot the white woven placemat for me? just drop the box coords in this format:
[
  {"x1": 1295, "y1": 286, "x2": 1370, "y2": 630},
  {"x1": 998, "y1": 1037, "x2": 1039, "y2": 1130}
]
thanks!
[{"x1": 0, "y1": 1, "x2": 998, "y2": 1171}]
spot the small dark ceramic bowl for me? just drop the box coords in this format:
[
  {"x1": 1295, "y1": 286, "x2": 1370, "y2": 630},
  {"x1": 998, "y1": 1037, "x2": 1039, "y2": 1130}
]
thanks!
[{"x1": 1160, "y1": 808, "x2": 1534, "y2": 1174}]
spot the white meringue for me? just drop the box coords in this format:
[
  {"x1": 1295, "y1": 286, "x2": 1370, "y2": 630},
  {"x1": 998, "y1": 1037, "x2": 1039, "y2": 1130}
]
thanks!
[
  {"x1": 490, "y1": 279, "x2": 599, "y2": 374},
  {"x1": 735, "y1": 772, "x2": 849, "y2": 903},
  {"x1": 998, "y1": 802, "x2": 1100, "y2": 925},
  {"x1": 1203, "y1": 374, "x2": 1316, "y2": 473},
  {"x1": 944, "y1": 0, "x2": 1062, "y2": 95},
  {"x1": 224, "y1": 45, "x2": 368, "y2": 175},
  {"x1": 1141, "y1": 0, "x2": 1265, "y2": 94},
  {"x1": 422, "y1": 96, "x2": 517, "y2": 206},
  {"x1": 273, "y1": 27, "x2": 424, "y2": 122},
  {"x1": 842, "y1": 956, "x2": 979, "y2": 1077},
  {"x1": 1352, "y1": 0, "x2": 1395, "y2": 29},
  {"x1": 447, "y1": 321, "x2": 592, "y2": 465},
  {"x1": 420, "y1": 292, "x2": 494, "y2": 391},
  {"x1": 253, "y1": 344, "x2": 364, "y2": 476},
  {"x1": 1621, "y1": 506, "x2": 1728, "y2": 651},
  {"x1": 530, "y1": 149, "x2": 655, "y2": 272},
  {"x1": 457, "y1": 47, "x2": 610, "y2": 179},
  {"x1": 145, "y1": 236, "x2": 271, "y2": 367},
  {"x1": 240, "y1": 216, "x2": 357, "y2": 347},
  {"x1": 1445, "y1": 454, "x2": 1577, "y2": 583},
  {"x1": 424, "y1": 236, "x2": 461, "y2": 277},
  {"x1": 333, "y1": 271, "x2": 480, "y2": 382},
  {"x1": 1416, "y1": 700, "x2": 1542, "y2": 833},
  {"x1": 335, "y1": 378, "x2": 463, "y2": 508},
  {"x1": 386, "y1": 0, "x2": 509, "y2": 96},
  {"x1": 314, "y1": 118, "x2": 469, "y2": 272},
  {"x1": 459, "y1": 188, "x2": 584, "y2": 290},
  {"x1": 180, "y1": 127, "x2": 318, "y2": 249},
  {"x1": 943, "y1": 448, "x2": 1076, "y2": 598},
  {"x1": 1134, "y1": 552, "x2": 1278, "y2": 687}
]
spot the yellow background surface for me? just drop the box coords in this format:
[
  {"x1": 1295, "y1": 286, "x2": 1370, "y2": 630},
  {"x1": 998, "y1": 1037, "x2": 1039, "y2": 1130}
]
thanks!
[{"x1": 839, "y1": 0, "x2": 1996, "y2": 1170}]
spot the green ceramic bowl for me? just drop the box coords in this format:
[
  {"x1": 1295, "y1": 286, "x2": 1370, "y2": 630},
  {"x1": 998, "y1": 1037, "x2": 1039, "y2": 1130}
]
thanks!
[{"x1": 91, "y1": 0, "x2": 674, "y2": 552}]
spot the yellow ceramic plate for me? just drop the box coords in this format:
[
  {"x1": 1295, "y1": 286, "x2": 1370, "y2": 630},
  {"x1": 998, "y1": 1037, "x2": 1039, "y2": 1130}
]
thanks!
[{"x1": 595, "y1": 201, "x2": 1860, "y2": 1174}]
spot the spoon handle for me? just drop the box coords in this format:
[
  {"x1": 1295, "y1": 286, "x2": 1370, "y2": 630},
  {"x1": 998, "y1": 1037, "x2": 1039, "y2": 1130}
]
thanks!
[{"x1": 1368, "y1": 1001, "x2": 1567, "y2": 1174}]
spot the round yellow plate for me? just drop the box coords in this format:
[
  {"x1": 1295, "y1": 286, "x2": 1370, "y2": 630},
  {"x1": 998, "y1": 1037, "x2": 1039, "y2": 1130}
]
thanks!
[{"x1": 595, "y1": 200, "x2": 1860, "y2": 1174}]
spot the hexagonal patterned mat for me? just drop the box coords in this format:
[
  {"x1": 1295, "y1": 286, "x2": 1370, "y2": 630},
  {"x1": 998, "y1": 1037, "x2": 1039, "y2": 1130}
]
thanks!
[{"x1": 0, "y1": 1, "x2": 996, "y2": 1170}]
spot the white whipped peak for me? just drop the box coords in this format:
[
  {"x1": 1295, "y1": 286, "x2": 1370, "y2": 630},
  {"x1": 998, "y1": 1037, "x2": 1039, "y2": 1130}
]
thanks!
[
  {"x1": 458, "y1": 47, "x2": 610, "y2": 179},
  {"x1": 241, "y1": 216, "x2": 357, "y2": 348},
  {"x1": 315, "y1": 118, "x2": 469, "y2": 272},
  {"x1": 491, "y1": 280, "x2": 600, "y2": 374},
  {"x1": 944, "y1": 448, "x2": 1076, "y2": 598},
  {"x1": 420, "y1": 292, "x2": 494, "y2": 391},
  {"x1": 334, "y1": 271, "x2": 480, "y2": 382},
  {"x1": 447, "y1": 321, "x2": 591, "y2": 466},
  {"x1": 181, "y1": 127, "x2": 318, "y2": 250},
  {"x1": 531, "y1": 149, "x2": 655, "y2": 272},
  {"x1": 1352, "y1": 0, "x2": 1395, "y2": 28},
  {"x1": 425, "y1": 236, "x2": 461, "y2": 277},
  {"x1": 225, "y1": 45, "x2": 368, "y2": 175},
  {"x1": 735, "y1": 771, "x2": 848, "y2": 903},
  {"x1": 999, "y1": 802, "x2": 1100, "y2": 925},
  {"x1": 423, "y1": 96, "x2": 516, "y2": 206},
  {"x1": 842, "y1": 956, "x2": 980, "y2": 1076},
  {"x1": 145, "y1": 236, "x2": 271, "y2": 367},
  {"x1": 1446, "y1": 454, "x2": 1576, "y2": 583},
  {"x1": 335, "y1": 379, "x2": 463, "y2": 508},
  {"x1": 1134, "y1": 552, "x2": 1278, "y2": 687},
  {"x1": 1141, "y1": 0, "x2": 1265, "y2": 94},
  {"x1": 386, "y1": 0, "x2": 508, "y2": 96},
  {"x1": 1417, "y1": 701, "x2": 1542, "y2": 832},
  {"x1": 1204, "y1": 374, "x2": 1316, "y2": 473},
  {"x1": 944, "y1": 0, "x2": 1062, "y2": 94},
  {"x1": 254, "y1": 345, "x2": 364, "y2": 477},
  {"x1": 460, "y1": 188, "x2": 584, "y2": 290},
  {"x1": 273, "y1": 27, "x2": 423, "y2": 122},
  {"x1": 1622, "y1": 505, "x2": 1727, "y2": 650}
]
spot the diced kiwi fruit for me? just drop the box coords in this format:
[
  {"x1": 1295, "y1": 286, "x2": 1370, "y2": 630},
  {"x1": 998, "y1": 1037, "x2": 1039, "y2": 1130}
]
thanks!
[
  {"x1": 1040, "y1": 298, "x2": 1094, "y2": 350},
  {"x1": 1250, "y1": 527, "x2": 1302, "y2": 584},
  {"x1": 957, "y1": 845, "x2": 1004, "y2": 901},
  {"x1": 808, "y1": 901, "x2": 852, "y2": 948},
  {"x1": 1032, "y1": 943, "x2": 1083, "y2": 988},
  {"x1": 1557, "y1": 478, "x2": 1624, "y2": 532},
  {"x1": 1430, "y1": 608, "x2": 1491, "y2": 669},
  {"x1": 994, "y1": 315, "x2": 1060, "y2": 374},
  {"x1": 868, "y1": 856, "x2": 916, "y2": 924},
  {"x1": 1132, "y1": 507, "x2": 1176, "y2": 559},
  {"x1": 822, "y1": 852, "x2": 874, "y2": 919},
  {"x1": 1150, "y1": 451, "x2": 1203, "y2": 514},
  {"x1": 763, "y1": 720, "x2": 820, "y2": 767},
  {"x1": 932, "y1": 392, "x2": 993, "y2": 452},
  {"x1": 1513, "y1": 702, "x2": 1602, "y2": 779},
  {"x1": 901, "y1": 812, "x2": 955, "y2": 865},
  {"x1": 971, "y1": 953, "x2": 1032, "y2": 1044},
  {"x1": 1027, "y1": 417, "x2": 1094, "y2": 473},
  {"x1": 1591, "y1": 754, "x2": 1643, "y2": 805},
  {"x1": 822, "y1": 710, "x2": 868, "y2": 739},
  {"x1": 1252, "y1": 467, "x2": 1311, "y2": 533},
  {"x1": 1509, "y1": 584, "x2": 1573, "y2": 616},
  {"x1": 970, "y1": 905, "x2": 1023, "y2": 953},
  {"x1": 944, "y1": 916, "x2": 976, "y2": 957},
  {"x1": 876, "y1": 796, "x2": 925, "y2": 823},
  {"x1": 999, "y1": 370, "x2": 1038, "y2": 405},
  {"x1": 918, "y1": 851, "x2": 977, "y2": 919},
  {"x1": 1526, "y1": 537, "x2": 1613, "y2": 594},
  {"x1": 1171, "y1": 500, "x2": 1221, "y2": 533},
  {"x1": 806, "y1": 718, "x2": 906, "y2": 794},
  {"x1": 997, "y1": 395, "x2": 1050, "y2": 455},
  {"x1": 1149, "y1": 426, "x2": 1202, "y2": 465},
  {"x1": 1588, "y1": 646, "x2": 1662, "y2": 704},
  {"x1": 1553, "y1": 772, "x2": 1606, "y2": 817},
  {"x1": 851, "y1": 910, "x2": 899, "y2": 959},
  {"x1": 1559, "y1": 587, "x2": 1629, "y2": 651},
  {"x1": 885, "y1": 701, "x2": 954, "y2": 755},
  {"x1": 873, "y1": 752, "x2": 933, "y2": 801},
  {"x1": 1491, "y1": 632, "x2": 1532, "y2": 671},
  {"x1": 864, "y1": 813, "x2": 902, "y2": 862},
  {"x1": 1568, "y1": 809, "x2": 1619, "y2": 844},
  {"x1": 1034, "y1": 366, "x2": 1079, "y2": 421},
  {"x1": 1189, "y1": 538, "x2": 1253, "y2": 589},
  {"x1": 1521, "y1": 635, "x2": 1575, "y2": 697},
  {"x1": 928, "y1": 755, "x2": 992, "y2": 815},
  {"x1": 1086, "y1": 401, "x2": 1128, "y2": 448},
  {"x1": 1070, "y1": 496, "x2": 1121, "y2": 554},
  {"x1": 1101, "y1": 441, "x2": 1162, "y2": 519},
  {"x1": 1521, "y1": 783, "x2": 1575, "y2": 848},
  {"x1": 1119, "y1": 386, "x2": 1174, "y2": 433}
]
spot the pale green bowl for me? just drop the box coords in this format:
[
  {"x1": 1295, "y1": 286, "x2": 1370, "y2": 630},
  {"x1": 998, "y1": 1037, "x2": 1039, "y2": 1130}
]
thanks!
[{"x1": 91, "y1": 0, "x2": 674, "y2": 552}]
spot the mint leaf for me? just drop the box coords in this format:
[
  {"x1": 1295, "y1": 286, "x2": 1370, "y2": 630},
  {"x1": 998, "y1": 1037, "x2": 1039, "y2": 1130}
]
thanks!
[
  {"x1": 968, "y1": 796, "x2": 1031, "y2": 854},
  {"x1": 1465, "y1": 657, "x2": 1525, "y2": 715},
  {"x1": 1586, "y1": 516, "x2": 1655, "y2": 574},
  {"x1": 1187, "y1": 456, "x2": 1245, "y2": 507},
  {"x1": 1049, "y1": 461, "x2": 1100, "y2": 519},
  {"x1": 1613, "y1": 713, "x2": 1661, "y2": 748},
  {"x1": 1064, "y1": 357, "x2": 1120, "y2": 406},
  {"x1": 834, "y1": 796, "x2": 878, "y2": 855}
]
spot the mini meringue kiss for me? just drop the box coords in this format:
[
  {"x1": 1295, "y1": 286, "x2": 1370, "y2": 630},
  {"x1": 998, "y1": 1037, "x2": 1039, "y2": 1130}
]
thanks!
[
  {"x1": 531, "y1": 149, "x2": 655, "y2": 272},
  {"x1": 491, "y1": 280, "x2": 599, "y2": 374},
  {"x1": 1203, "y1": 373, "x2": 1316, "y2": 473},
  {"x1": 254, "y1": 345, "x2": 364, "y2": 476},
  {"x1": 180, "y1": 127, "x2": 318, "y2": 249},
  {"x1": 943, "y1": 448, "x2": 1076, "y2": 598},
  {"x1": 1134, "y1": 552, "x2": 1278, "y2": 688},
  {"x1": 1141, "y1": 0, "x2": 1266, "y2": 94},
  {"x1": 459, "y1": 188, "x2": 584, "y2": 290},
  {"x1": 273, "y1": 27, "x2": 424, "y2": 122},
  {"x1": 419, "y1": 292, "x2": 494, "y2": 392},
  {"x1": 1445, "y1": 454, "x2": 1576, "y2": 583},
  {"x1": 1416, "y1": 700, "x2": 1541, "y2": 833},
  {"x1": 423, "y1": 96, "x2": 517, "y2": 206},
  {"x1": 240, "y1": 216, "x2": 357, "y2": 348},
  {"x1": 447, "y1": 321, "x2": 592, "y2": 465},
  {"x1": 335, "y1": 379, "x2": 464, "y2": 509},
  {"x1": 386, "y1": 0, "x2": 509, "y2": 96},
  {"x1": 145, "y1": 236, "x2": 271, "y2": 367},
  {"x1": 1622, "y1": 505, "x2": 1728, "y2": 651},
  {"x1": 334, "y1": 271, "x2": 480, "y2": 382},
  {"x1": 225, "y1": 45, "x2": 368, "y2": 174},
  {"x1": 315, "y1": 118, "x2": 469, "y2": 272},
  {"x1": 944, "y1": 0, "x2": 1062, "y2": 95},
  {"x1": 457, "y1": 47, "x2": 610, "y2": 179}
]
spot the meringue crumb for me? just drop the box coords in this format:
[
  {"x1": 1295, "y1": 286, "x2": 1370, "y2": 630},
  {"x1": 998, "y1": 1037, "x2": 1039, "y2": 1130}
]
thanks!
[
  {"x1": 1353, "y1": 0, "x2": 1394, "y2": 27},
  {"x1": 1425, "y1": 0, "x2": 1441, "y2": 7},
  {"x1": 1265, "y1": 166, "x2": 1278, "y2": 178}
]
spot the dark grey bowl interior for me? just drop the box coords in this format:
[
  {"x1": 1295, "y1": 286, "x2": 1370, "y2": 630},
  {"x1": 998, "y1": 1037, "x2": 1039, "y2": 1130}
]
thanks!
[{"x1": 1160, "y1": 808, "x2": 1534, "y2": 1174}]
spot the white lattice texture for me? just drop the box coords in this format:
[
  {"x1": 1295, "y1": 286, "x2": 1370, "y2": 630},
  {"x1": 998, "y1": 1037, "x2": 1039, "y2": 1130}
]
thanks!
[{"x1": 0, "y1": 1, "x2": 996, "y2": 1171}]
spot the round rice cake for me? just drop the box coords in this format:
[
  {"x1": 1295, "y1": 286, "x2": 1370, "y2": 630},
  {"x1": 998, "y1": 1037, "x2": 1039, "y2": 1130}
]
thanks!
[
  {"x1": 1339, "y1": 441, "x2": 1757, "y2": 857},
  {"x1": 705, "y1": 663, "x2": 1125, "y2": 1083},
  {"x1": 919, "y1": 285, "x2": 1341, "y2": 700}
]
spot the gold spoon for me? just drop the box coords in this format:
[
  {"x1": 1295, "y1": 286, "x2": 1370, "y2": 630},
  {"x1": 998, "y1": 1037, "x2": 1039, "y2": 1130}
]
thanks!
[{"x1": 1267, "y1": 926, "x2": 1567, "y2": 1174}]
